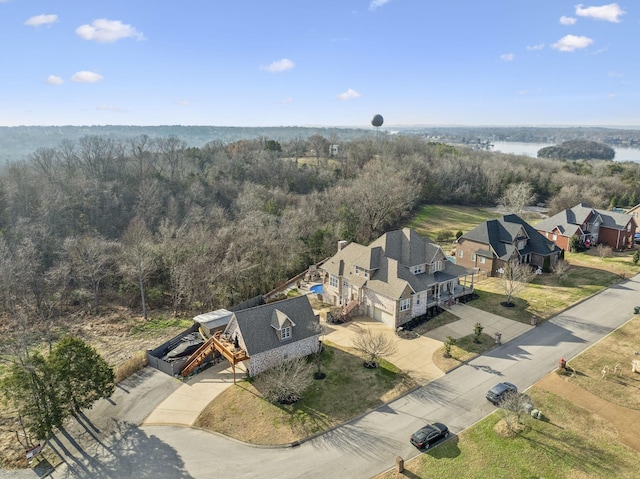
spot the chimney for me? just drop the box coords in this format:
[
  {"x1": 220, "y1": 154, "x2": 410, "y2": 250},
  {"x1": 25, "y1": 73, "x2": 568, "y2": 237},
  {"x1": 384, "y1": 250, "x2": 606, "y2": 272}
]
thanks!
[{"x1": 337, "y1": 240, "x2": 349, "y2": 251}]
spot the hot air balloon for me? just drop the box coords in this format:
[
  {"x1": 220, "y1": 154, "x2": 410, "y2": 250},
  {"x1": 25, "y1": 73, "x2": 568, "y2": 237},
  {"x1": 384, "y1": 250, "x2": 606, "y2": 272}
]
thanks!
[{"x1": 371, "y1": 114, "x2": 384, "y2": 127}]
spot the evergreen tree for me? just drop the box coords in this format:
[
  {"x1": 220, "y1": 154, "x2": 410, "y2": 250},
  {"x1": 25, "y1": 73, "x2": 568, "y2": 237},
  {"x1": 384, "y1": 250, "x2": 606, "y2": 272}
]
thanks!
[{"x1": 48, "y1": 336, "x2": 115, "y2": 415}]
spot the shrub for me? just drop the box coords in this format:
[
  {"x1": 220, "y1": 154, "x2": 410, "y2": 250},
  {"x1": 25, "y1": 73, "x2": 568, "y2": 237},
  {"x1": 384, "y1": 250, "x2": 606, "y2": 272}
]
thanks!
[{"x1": 114, "y1": 351, "x2": 148, "y2": 383}]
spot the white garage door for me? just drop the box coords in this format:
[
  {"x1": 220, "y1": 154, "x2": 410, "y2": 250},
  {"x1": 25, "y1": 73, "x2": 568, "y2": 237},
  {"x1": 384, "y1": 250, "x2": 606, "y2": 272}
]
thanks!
[{"x1": 372, "y1": 307, "x2": 394, "y2": 328}]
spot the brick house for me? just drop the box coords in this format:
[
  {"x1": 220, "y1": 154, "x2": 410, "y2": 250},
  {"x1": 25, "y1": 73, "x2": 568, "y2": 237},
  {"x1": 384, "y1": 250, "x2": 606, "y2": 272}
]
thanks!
[
  {"x1": 320, "y1": 228, "x2": 475, "y2": 330},
  {"x1": 535, "y1": 203, "x2": 637, "y2": 251},
  {"x1": 456, "y1": 214, "x2": 561, "y2": 276}
]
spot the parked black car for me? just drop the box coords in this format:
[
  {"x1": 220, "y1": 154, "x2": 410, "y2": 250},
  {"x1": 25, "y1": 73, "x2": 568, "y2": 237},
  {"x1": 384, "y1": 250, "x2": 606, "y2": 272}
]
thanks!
[
  {"x1": 409, "y1": 422, "x2": 449, "y2": 449},
  {"x1": 486, "y1": 382, "x2": 517, "y2": 405}
]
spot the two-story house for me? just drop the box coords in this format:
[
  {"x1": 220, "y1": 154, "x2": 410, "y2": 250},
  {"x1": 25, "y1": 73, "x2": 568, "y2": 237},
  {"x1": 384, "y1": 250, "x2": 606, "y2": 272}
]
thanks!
[
  {"x1": 320, "y1": 228, "x2": 475, "y2": 330},
  {"x1": 535, "y1": 203, "x2": 637, "y2": 251},
  {"x1": 456, "y1": 214, "x2": 561, "y2": 277}
]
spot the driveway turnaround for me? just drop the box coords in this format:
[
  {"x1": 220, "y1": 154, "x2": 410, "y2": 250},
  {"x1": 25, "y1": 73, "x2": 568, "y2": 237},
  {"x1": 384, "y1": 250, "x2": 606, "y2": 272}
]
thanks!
[{"x1": 18, "y1": 274, "x2": 640, "y2": 479}]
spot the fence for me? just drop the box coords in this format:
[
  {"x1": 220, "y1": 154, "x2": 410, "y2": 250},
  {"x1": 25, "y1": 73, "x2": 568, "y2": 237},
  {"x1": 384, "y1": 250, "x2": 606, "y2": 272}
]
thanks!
[{"x1": 146, "y1": 323, "x2": 199, "y2": 377}]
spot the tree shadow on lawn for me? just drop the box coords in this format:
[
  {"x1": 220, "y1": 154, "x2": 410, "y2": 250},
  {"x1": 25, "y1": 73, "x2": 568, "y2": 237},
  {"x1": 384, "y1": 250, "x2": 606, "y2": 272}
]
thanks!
[{"x1": 519, "y1": 423, "x2": 621, "y2": 477}]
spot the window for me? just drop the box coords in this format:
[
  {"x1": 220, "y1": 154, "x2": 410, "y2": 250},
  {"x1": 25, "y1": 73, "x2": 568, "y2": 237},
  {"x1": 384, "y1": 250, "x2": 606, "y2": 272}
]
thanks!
[
  {"x1": 471, "y1": 253, "x2": 476, "y2": 261},
  {"x1": 552, "y1": 233, "x2": 557, "y2": 240},
  {"x1": 400, "y1": 298, "x2": 410, "y2": 311},
  {"x1": 416, "y1": 294, "x2": 421, "y2": 305},
  {"x1": 479, "y1": 257, "x2": 486, "y2": 264},
  {"x1": 458, "y1": 250, "x2": 463, "y2": 258},
  {"x1": 281, "y1": 327, "x2": 291, "y2": 340},
  {"x1": 329, "y1": 274, "x2": 338, "y2": 288},
  {"x1": 433, "y1": 260, "x2": 443, "y2": 272}
]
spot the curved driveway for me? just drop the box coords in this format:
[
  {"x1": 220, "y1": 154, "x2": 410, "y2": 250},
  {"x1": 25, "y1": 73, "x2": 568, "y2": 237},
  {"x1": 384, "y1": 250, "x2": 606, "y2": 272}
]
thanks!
[{"x1": 43, "y1": 275, "x2": 640, "y2": 479}]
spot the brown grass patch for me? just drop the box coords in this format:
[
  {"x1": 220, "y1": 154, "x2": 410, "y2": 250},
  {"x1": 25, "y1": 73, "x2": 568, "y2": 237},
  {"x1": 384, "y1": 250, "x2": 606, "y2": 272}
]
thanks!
[{"x1": 565, "y1": 316, "x2": 640, "y2": 410}]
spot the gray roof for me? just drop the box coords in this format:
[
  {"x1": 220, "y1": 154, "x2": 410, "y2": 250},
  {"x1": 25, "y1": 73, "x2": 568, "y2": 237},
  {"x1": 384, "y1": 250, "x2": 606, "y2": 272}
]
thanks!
[
  {"x1": 536, "y1": 203, "x2": 636, "y2": 235},
  {"x1": 227, "y1": 295, "x2": 319, "y2": 356},
  {"x1": 323, "y1": 228, "x2": 474, "y2": 300},
  {"x1": 193, "y1": 309, "x2": 233, "y2": 332},
  {"x1": 461, "y1": 214, "x2": 560, "y2": 261}
]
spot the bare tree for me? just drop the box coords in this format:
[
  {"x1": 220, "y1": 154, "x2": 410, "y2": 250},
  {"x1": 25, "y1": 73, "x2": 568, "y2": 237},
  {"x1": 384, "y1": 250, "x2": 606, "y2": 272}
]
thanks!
[
  {"x1": 498, "y1": 182, "x2": 535, "y2": 216},
  {"x1": 597, "y1": 243, "x2": 613, "y2": 258},
  {"x1": 501, "y1": 260, "x2": 536, "y2": 306},
  {"x1": 120, "y1": 217, "x2": 157, "y2": 320},
  {"x1": 351, "y1": 328, "x2": 398, "y2": 368},
  {"x1": 553, "y1": 259, "x2": 570, "y2": 283},
  {"x1": 64, "y1": 234, "x2": 120, "y2": 315},
  {"x1": 499, "y1": 391, "x2": 533, "y2": 433},
  {"x1": 255, "y1": 357, "x2": 314, "y2": 404}
]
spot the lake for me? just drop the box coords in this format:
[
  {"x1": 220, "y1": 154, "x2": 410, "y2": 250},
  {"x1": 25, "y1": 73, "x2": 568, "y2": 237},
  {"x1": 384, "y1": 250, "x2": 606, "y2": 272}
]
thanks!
[{"x1": 492, "y1": 141, "x2": 640, "y2": 163}]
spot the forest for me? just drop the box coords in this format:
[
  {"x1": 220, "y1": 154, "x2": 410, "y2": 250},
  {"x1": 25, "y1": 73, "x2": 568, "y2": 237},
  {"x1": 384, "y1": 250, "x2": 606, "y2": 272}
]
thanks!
[{"x1": 2, "y1": 132, "x2": 640, "y2": 365}]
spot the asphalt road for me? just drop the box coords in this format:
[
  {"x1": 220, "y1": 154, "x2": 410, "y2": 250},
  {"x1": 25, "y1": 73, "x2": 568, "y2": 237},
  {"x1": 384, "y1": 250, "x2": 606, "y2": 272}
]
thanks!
[{"x1": 17, "y1": 275, "x2": 640, "y2": 479}]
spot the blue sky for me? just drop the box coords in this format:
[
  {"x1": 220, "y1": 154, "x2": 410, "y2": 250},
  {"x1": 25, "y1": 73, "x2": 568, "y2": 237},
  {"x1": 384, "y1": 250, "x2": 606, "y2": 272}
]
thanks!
[{"x1": 1, "y1": 1, "x2": 636, "y2": 127}]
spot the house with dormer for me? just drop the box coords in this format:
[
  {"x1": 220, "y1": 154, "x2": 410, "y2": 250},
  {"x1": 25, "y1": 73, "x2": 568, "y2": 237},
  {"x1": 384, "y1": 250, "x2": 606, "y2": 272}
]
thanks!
[
  {"x1": 320, "y1": 228, "x2": 475, "y2": 330},
  {"x1": 535, "y1": 203, "x2": 637, "y2": 251},
  {"x1": 221, "y1": 295, "x2": 320, "y2": 377},
  {"x1": 455, "y1": 214, "x2": 561, "y2": 277}
]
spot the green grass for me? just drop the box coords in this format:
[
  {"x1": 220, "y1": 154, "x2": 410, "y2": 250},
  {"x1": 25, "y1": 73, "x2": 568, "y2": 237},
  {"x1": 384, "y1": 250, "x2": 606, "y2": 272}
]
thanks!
[
  {"x1": 471, "y1": 262, "x2": 624, "y2": 323},
  {"x1": 129, "y1": 317, "x2": 193, "y2": 335},
  {"x1": 408, "y1": 205, "x2": 502, "y2": 239},
  {"x1": 194, "y1": 343, "x2": 416, "y2": 444},
  {"x1": 379, "y1": 389, "x2": 640, "y2": 479}
]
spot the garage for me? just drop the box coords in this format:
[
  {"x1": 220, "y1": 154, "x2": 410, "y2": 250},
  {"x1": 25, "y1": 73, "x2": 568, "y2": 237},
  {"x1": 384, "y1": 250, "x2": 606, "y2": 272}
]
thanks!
[{"x1": 372, "y1": 306, "x2": 395, "y2": 328}]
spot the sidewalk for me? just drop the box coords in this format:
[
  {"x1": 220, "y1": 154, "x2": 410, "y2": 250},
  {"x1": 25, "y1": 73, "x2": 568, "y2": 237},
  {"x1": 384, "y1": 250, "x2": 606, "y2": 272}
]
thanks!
[
  {"x1": 535, "y1": 372, "x2": 640, "y2": 452},
  {"x1": 424, "y1": 303, "x2": 534, "y2": 344}
]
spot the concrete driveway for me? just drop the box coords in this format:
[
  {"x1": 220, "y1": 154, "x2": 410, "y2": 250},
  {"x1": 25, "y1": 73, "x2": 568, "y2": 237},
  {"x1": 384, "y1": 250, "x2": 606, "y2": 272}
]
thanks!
[
  {"x1": 322, "y1": 317, "x2": 445, "y2": 385},
  {"x1": 142, "y1": 358, "x2": 244, "y2": 427}
]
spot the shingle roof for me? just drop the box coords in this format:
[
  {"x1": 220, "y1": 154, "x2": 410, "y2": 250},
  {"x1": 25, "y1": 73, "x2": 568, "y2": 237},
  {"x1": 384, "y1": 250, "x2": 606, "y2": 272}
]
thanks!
[
  {"x1": 324, "y1": 228, "x2": 474, "y2": 300},
  {"x1": 536, "y1": 203, "x2": 635, "y2": 234},
  {"x1": 461, "y1": 214, "x2": 560, "y2": 260},
  {"x1": 229, "y1": 295, "x2": 319, "y2": 356}
]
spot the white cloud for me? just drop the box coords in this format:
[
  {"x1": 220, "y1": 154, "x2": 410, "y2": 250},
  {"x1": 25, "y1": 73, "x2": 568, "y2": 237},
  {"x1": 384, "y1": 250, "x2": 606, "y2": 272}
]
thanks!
[
  {"x1": 76, "y1": 19, "x2": 145, "y2": 43},
  {"x1": 260, "y1": 58, "x2": 295, "y2": 73},
  {"x1": 526, "y1": 43, "x2": 545, "y2": 51},
  {"x1": 337, "y1": 88, "x2": 361, "y2": 101},
  {"x1": 517, "y1": 90, "x2": 529, "y2": 96},
  {"x1": 71, "y1": 71, "x2": 103, "y2": 83},
  {"x1": 46, "y1": 75, "x2": 64, "y2": 85},
  {"x1": 24, "y1": 14, "x2": 58, "y2": 27},
  {"x1": 369, "y1": 0, "x2": 391, "y2": 10},
  {"x1": 500, "y1": 53, "x2": 515, "y2": 62},
  {"x1": 575, "y1": 3, "x2": 625, "y2": 23},
  {"x1": 559, "y1": 16, "x2": 577, "y2": 25},
  {"x1": 551, "y1": 34, "x2": 593, "y2": 52}
]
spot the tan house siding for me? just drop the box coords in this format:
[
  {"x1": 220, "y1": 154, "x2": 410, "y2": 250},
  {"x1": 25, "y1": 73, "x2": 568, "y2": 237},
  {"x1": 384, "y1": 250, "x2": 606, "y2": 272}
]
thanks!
[{"x1": 363, "y1": 289, "x2": 396, "y2": 328}]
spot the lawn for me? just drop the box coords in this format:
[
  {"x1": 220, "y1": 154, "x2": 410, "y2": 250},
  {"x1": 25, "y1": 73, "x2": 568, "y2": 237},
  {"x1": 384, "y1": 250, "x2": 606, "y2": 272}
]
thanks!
[
  {"x1": 377, "y1": 387, "x2": 640, "y2": 479},
  {"x1": 466, "y1": 245, "x2": 640, "y2": 325},
  {"x1": 564, "y1": 317, "x2": 640, "y2": 410},
  {"x1": 193, "y1": 343, "x2": 417, "y2": 445},
  {"x1": 378, "y1": 314, "x2": 640, "y2": 479}
]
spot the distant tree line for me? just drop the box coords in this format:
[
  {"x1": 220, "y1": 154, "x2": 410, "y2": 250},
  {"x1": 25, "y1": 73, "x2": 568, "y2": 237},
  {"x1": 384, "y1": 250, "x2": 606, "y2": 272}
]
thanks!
[{"x1": 2, "y1": 132, "x2": 640, "y2": 366}]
